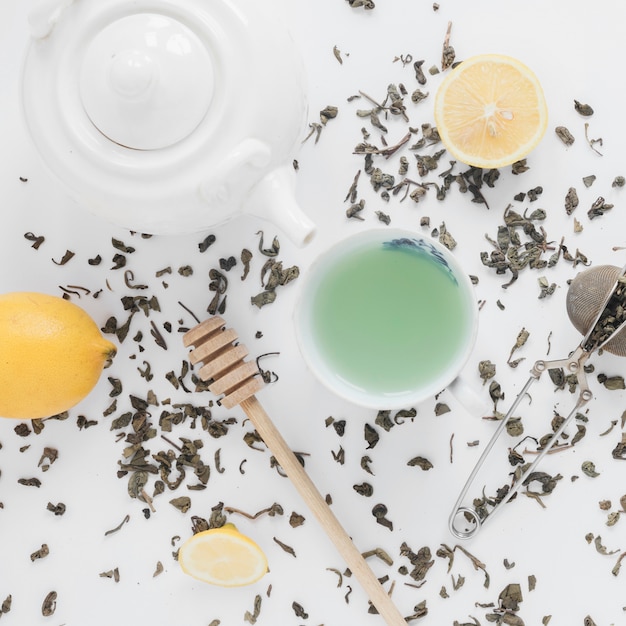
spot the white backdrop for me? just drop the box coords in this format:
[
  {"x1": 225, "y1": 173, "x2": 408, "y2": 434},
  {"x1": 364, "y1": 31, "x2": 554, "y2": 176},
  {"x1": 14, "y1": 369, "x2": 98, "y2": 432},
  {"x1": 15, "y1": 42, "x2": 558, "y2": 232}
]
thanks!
[{"x1": 1, "y1": 1, "x2": 626, "y2": 624}]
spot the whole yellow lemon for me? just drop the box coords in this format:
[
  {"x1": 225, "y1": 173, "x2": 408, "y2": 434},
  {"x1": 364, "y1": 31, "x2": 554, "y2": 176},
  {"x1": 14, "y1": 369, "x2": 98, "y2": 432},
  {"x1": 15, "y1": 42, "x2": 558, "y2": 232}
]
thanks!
[{"x1": 0, "y1": 292, "x2": 117, "y2": 419}]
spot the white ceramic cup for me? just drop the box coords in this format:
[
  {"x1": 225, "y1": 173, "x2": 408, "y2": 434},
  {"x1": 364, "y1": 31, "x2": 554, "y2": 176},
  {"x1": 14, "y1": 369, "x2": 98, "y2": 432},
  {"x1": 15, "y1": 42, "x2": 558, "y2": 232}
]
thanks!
[{"x1": 294, "y1": 228, "x2": 479, "y2": 409}]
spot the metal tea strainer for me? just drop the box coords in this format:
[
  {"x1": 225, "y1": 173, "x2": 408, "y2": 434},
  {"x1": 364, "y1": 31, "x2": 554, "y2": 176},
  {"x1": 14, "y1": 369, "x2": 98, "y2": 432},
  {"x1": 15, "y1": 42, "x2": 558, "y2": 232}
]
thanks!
[{"x1": 449, "y1": 263, "x2": 626, "y2": 539}]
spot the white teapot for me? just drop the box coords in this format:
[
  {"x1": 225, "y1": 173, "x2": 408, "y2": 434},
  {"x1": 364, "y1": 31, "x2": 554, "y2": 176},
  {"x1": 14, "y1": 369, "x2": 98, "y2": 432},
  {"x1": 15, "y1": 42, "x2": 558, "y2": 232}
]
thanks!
[{"x1": 21, "y1": 0, "x2": 315, "y2": 245}]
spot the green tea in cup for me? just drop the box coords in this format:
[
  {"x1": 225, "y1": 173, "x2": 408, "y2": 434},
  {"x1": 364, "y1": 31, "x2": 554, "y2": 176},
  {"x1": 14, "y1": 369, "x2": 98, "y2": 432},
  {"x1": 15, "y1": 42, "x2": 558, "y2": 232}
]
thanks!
[{"x1": 294, "y1": 229, "x2": 478, "y2": 409}]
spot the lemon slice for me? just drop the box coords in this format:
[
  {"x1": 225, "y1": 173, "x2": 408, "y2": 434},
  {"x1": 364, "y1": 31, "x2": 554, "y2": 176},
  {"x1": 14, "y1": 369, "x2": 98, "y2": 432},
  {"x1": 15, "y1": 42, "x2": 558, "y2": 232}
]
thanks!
[
  {"x1": 178, "y1": 524, "x2": 268, "y2": 587},
  {"x1": 434, "y1": 54, "x2": 548, "y2": 169}
]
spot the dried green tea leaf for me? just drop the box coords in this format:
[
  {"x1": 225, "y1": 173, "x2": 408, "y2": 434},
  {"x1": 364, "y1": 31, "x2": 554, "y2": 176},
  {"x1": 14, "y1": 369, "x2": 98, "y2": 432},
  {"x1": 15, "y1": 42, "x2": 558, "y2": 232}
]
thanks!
[
  {"x1": 364, "y1": 423, "x2": 379, "y2": 449},
  {"x1": 104, "y1": 514, "x2": 130, "y2": 536},
  {"x1": 498, "y1": 583, "x2": 523, "y2": 611},
  {"x1": 24, "y1": 231, "x2": 45, "y2": 249},
  {"x1": 508, "y1": 328, "x2": 529, "y2": 364},
  {"x1": 244, "y1": 594, "x2": 262, "y2": 624},
  {"x1": 240, "y1": 248, "x2": 252, "y2": 280},
  {"x1": 361, "y1": 455, "x2": 374, "y2": 475},
  {"x1": 289, "y1": 511, "x2": 305, "y2": 527},
  {"x1": 170, "y1": 496, "x2": 192, "y2": 513},
  {"x1": 320, "y1": 105, "x2": 339, "y2": 125},
  {"x1": 400, "y1": 542, "x2": 434, "y2": 581},
  {"x1": 581, "y1": 461, "x2": 600, "y2": 477},
  {"x1": 574, "y1": 100, "x2": 594, "y2": 116},
  {"x1": 256, "y1": 231, "x2": 280, "y2": 257},
  {"x1": 506, "y1": 418, "x2": 524, "y2": 437},
  {"x1": 30, "y1": 543, "x2": 49, "y2": 561},
  {"x1": 362, "y1": 547, "x2": 393, "y2": 566},
  {"x1": 375, "y1": 210, "x2": 391, "y2": 224},
  {"x1": 593, "y1": 535, "x2": 619, "y2": 555},
  {"x1": 555, "y1": 126, "x2": 575, "y2": 146},
  {"x1": 18, "y1": 477, "x2": 41, "y2": 488},
  {"x1": 251, "y1": 291, "x2": 277, "y2": 309},
  {"x1": 46, "y1": 502, "x2": 66, "y2": 516},
  {"x1": 612, "y1": 552, "x2": 626, "y2": 576},
  {"x1": 38, "y1": 446, "x2": 58, "y2": 469},
  {"x1": 439, "y1": 222, "x2": 457, "y2": 250},
  {"x1": 489, "y1": 380, "x2": 504, "y2": 405},
  {"x1": 587, "y1": 196, "x2": 614, "y2": 220},
  {"x1": 598, "y1": 374, "x2": 625, "y2": 390},
  {"x1": 375, "y1": 410, "x2": 394, "y2": 432},
  {"x1": 99, "y1": 568, "x2": 120, "y2": 582},
  {"x1": 198, "y1": 234, "x2": 216, "y2": 252},
  {"x1": 127, "y1": 471, "x2": 148, "y2": 498},
  {"x1": 52, "y1": 250, "x2": 74, "y2": 265},
  {"x1": 407, "y1": 456, "x2": 433, "y2": 471},
  {"x1": 479, "y1": 360, "x2": 496, "y2": 384},
  {"x1": 41, "y1": 591, "x2": 57, "y2": 616},
  {"x1": 523, "y1": 471, "x2": 562, "y2": 493},
  {"x1": 564, "y1": 187, "x2": 579, "y2": 215},
  {"x1": 435, "y1": 402, "x2": 451, "y2": 416},
  {"x1": 353, "y1": 482, "x2": 374, "y2": 497},
  {"x1": 291, "y1": 601, "x2": 308, "y2": 619},
  {"x1": 346, "y1": 199, "x2": 365, "y2": 220},
  {"x1": 0, "y1": 594, "x2": 11, "y2": 615},
  {"x1": 453, "y1": 544, "x2": 490, "y2": 588},
  {"x1": 372, "y1": 503, "x2": 393, "y2": 530},
  {"x1": 272, "y1": 536, "x2": 296, "y2": 557}
]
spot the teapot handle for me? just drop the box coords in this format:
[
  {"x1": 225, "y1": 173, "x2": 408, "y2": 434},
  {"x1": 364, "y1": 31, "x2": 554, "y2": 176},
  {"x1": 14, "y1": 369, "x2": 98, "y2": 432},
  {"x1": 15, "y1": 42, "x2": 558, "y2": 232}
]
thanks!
[{"x1": 29, "y1": 0, "x2": 76, "y2": 39}]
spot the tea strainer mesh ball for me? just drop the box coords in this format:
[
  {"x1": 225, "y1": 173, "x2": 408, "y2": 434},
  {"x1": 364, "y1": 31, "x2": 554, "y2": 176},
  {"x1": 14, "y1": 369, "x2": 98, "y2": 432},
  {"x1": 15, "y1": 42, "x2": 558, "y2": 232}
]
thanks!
[{"x1": 566, "y1": 264, "x2": 626, "y2": 356}]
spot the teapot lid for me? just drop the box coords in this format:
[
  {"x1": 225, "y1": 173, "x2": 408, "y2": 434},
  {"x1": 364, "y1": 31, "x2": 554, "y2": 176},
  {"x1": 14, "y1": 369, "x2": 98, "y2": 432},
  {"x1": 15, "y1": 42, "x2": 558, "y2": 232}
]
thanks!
[{"x1": 79, "y1": 13, "x2": 214, "y2": 150}]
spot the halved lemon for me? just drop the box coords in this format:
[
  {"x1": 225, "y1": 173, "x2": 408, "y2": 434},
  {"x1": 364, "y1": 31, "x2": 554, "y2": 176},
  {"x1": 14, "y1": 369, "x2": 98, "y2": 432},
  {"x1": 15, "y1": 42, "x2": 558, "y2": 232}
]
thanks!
[
  {"x1": 178, "y1": 524, "x2": 268, "y2": 587},
  {"x1": 434, "y1": 54, "x2": 548, "y2": 169}
]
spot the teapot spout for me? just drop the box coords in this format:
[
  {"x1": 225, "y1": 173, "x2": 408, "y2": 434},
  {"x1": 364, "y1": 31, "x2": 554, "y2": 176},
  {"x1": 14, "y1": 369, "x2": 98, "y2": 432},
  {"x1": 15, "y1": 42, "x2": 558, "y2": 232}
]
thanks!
[{"x1": 243, "y1": 166, "x2": 315, "y2": 247}]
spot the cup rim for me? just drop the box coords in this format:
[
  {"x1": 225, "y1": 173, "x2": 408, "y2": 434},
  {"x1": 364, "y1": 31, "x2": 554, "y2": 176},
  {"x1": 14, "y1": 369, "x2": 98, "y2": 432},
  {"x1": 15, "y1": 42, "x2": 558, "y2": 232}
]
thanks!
[{"x1": 293, "y1": 227, "x2": 479, "y2": 409}]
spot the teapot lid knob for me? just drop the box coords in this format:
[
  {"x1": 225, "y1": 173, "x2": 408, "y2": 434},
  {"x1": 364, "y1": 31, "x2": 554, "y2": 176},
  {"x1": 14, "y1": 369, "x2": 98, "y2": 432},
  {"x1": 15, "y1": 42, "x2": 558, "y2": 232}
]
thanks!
[
  {"x1": 79, "y1": 13, "x2": 214, "y2": 150},
  {"x1": 109, "y1": 49, "x2": 156, "y2": 98}
]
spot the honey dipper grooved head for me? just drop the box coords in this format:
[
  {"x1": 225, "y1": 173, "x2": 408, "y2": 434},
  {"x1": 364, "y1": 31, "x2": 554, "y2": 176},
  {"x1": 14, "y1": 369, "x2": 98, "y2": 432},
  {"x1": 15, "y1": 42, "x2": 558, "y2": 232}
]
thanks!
[{"x1": 183, "y1": 317, "x2": 264, "y2": 409}]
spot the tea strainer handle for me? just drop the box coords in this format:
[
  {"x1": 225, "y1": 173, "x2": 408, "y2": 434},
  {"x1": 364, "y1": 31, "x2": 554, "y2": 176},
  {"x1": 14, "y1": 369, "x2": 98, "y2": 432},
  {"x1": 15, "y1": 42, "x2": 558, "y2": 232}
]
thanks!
[{"x1": 449, "y1": 347, "x2": 593, "y2": 539}]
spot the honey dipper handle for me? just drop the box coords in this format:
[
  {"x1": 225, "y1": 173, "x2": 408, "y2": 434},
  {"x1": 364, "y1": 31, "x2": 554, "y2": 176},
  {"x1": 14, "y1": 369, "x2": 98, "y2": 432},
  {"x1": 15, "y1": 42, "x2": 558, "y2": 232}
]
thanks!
[{"x1": 240, "y1": 396, "x2": 407, "y2": 626}]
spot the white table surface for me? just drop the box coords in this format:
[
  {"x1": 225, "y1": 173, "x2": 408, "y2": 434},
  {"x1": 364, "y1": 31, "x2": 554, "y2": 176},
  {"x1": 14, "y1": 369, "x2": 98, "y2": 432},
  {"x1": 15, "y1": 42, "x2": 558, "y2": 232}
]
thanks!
[{"x1": 2, "y1": 1, "x2": 626, "y2": 624}]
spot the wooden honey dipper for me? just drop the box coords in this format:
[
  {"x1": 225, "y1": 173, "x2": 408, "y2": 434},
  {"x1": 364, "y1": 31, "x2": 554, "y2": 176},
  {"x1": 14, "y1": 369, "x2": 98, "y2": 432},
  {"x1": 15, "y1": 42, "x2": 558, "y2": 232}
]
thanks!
[{"x1": 183, "y1": 316, "x2": 407, "y2": 626}]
